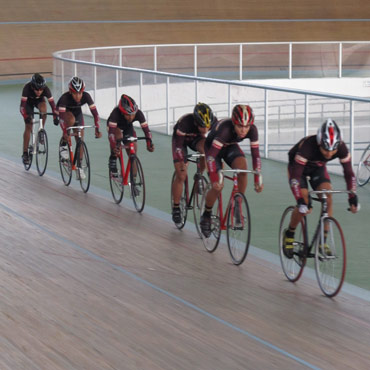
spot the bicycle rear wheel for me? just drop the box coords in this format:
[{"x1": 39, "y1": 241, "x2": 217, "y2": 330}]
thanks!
[
  {"x1": 315, "y1": 217, "x2": 346, "y2": 298},
  {"x1": 193, "y1": 175, "x2": 208, "y2": 237},
  {"x1": 59, "y1": 138, "x2": 72, "y2": 186},
  {"x1": 130, "y1": 155, "x2": 145, "y2": 212},
  {"x1": 226, "y1": 192, "x2": 251, "y2": 265},
  {"x1": 200, "y1": 186, "x2": 221, "y2": 253},
  {"x1": 36, "y1": 129, "x2": 48, "y2": 176},
  {"x1": 109, "y1": 156, "x2": 124, "y2": 204},
  {"x1": 77, "y1": 141, "x2": 91, "y2": 193},
  {"x1": 356, "y1": 144, "x2": 370, "y2": 186},
  {"x1": 279, "y1": 206, "x2": 306, "y2": 282},
  {"x1": 170, "y1": 171, "x2": 188, "y2": 229}
]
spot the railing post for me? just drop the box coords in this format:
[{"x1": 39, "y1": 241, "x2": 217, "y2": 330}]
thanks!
[
  {"x1": 139, "y1": 73, "x2": 143, "y2": 108},
  {"x1": 338, "y1": 43, "x2": 342, "y2": 78},
  {"x1": 304, "y1": 95, "x2": 309, "y2": 137},
  {"x1": 350, "y1": 100, "x2": 355, "y2": 165},
  {"x1": 166, "y1": 76, "x2": 170, "y2": 135},
  {"x1": 115, "y1": 70, "x2": 119, "y2": 105},
  {"x1": 92, "y1": 49, "x2": 97, "y2": 101},
  {"x1": 228, "y1": 85, "x2": 232, "y2": 116},
  {"x1": 239, "y1": 44, "x2": 243, "y2": 80},
  {"x1": 194, "y1": 45, "x2": 197, "y2": 77},
  {"x1": 289, "y1": 43, "x2": 292, "y2": 79},
  {"x1": 264, "y1": 89, "x2": 269, "y2": 158}
]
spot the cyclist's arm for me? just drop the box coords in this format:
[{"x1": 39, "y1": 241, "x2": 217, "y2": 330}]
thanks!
[
  {"x1": 340, "y1": 153, "x2": 358, "y2": 210},
  {"x1": 47, "y1": 97, "x2": 58, "y2": 118},
  {"x1": 58, "y1": 106, "x2": 68, "y2": 135},
  {"x1": 20, "y1": 96, "x2": 29, "y2": 121},
  {"x1": 107, "y1": 120, "x2": 117, "y2": 149},
  {"x1": 289, "y1": 155, "x2": 306, "y2": 202},
  {"x1": 250, "y1": 140, "x2": 262, "y2": 184},
  {"x1": 173, "y1": 132, "x2": 186, "y2": 161},
  {"x1": 206, "y1": 139, "x2": 223, "y2": 183},
  {"x1": 88, "y1": 103, "x2": 100, "y2": 128}
]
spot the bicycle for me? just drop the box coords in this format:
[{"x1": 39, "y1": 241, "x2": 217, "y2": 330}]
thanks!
[
  {"x1": 109, "y1": 136, "x2": 146, "y2": 212},
  {"x1": 356, "y1": 143, "x2": 370, "y2": 186},
  {"x1": 58, "y1": 125, "x2": 96, "y2": 193},
  {"x1": 278, "y1": 190, "x2": 352, "y2": 298},
  {"x1": 200, "y1": 169, "x2": 261, "y2": 265},
  {"x1": 24, "y1": 111, "x2": 52, "y2": 176},
  {"x1": 170, "y1": 153, "x2": 208, "y2": 236}
]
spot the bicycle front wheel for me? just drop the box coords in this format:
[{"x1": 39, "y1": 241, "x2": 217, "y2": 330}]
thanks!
[
  {"x1": 279, "y1": 206, "x2": 306, "y2": 282},
  {"x1": 77, "y1": 141, "x2": 91, "y2": 193},
  {"x1": 170, "y1": 171, "x2": 188, "y2": 229},
  {"x1": 109, "y1": 156, "x2": 124, "y2": 204},
  {"x1": 59, "y1": 138, "x2": 72, "y2": 186},
  {"x1": 200, "y1": 185, "x2": 221, "y2": 253},
  {"x1": 36, "y1": 129, "x2": 48, "y2": 176},
  {"x1": 193, "y1": 175, "x2": 208, "y2": 237},
  {"x1": 315, "y1": 217, "x2": 346, "y2": 298},
  {"x1": 356, "y1": 144, "x2": 370, "y2": 186},
  {"x1": 226, "y1": 192, "x2": 251, "y2": 265},
  {"x1": 130, "y1": 155, "x2": 145, "y2": 212}
]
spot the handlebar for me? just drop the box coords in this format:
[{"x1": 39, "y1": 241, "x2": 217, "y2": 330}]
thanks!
[
  {"x1": 218, "y1": 169, "x2": 262, "y2": 185},
  {"x1": 117, "y1": 136, "x2": 147, "y2": 144},
  {"x1": 309, "y1": 190, "x2": 360, "y2": 212}
]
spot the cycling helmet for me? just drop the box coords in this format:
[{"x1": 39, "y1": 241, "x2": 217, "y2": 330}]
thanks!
[
  {"x1": 232, "y1": 104, "x2": 254, "y2": 127},
  {"x1": 69, "y1": 76, "x2": 85, "y2": 93},
  {"x1": 317, "y1": 119, "x2": 341, "y2": 151},
  {"x1": 193, "y1": 102, "x2": 214, "y2": 129},
  {"x1": 31, "y1": 73, "x2": 46, "y2": 90},
  {"x1": 118, "y1": 94, "x2": 138, "y2": 115}
]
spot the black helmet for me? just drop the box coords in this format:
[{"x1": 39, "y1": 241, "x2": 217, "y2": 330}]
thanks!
[
  {"x1": 193, "y1": 102, "x2": 214, "y2": 128},
  {"x1": 69, "y1": 76, "x2": 85, "y2": 93},
  {"x1": 31, "y1": 73, "x2": 46, "y2": 90},
  {"x1": 317, "y1": 119, "x2": 341, "y2": 151},
  {"x1": 118, "y1": 94, "x2": 138, "y2": 115}
]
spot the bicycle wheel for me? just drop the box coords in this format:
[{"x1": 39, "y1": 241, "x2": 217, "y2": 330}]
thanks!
[
  {"x1": 130, "y1": 155, "x2": 145, "y2": 213},
  {"x1": 77, "y1": 141, "x2": 91, "y2": 193},
  {"x1": 278, "y1": 206, "x2": 306, "y2": 282},
  {"x1": 226, "y1": 192, "x2": 251, "y2": 265},
  {"x1": 36, "y1": 129, "x2": 48, "y2": 176},
  {"x1": 315, "y1": 217, "x2": 346, "y2": 298},
  {"x1": 356, "y1": 144, "x2": 370, "y2": 186},
  {"x1": 170, "y1": 171, "x2": 188, "y2": 229},
  {"x1": 24, "y1": 143, "x2": 33, "y2": 171},
  {"x1": 109, "y1": 156, "x2": 124, "y2": 204},
  {"x1": 59, "y1": 138, "x2": 72, "y2": 186},
  {"x1": 193, "y1": 175, "x2": 208, "y2": 237},
  {"x1": 200, "y1": 185, "x2": 221, "y2": 253}
]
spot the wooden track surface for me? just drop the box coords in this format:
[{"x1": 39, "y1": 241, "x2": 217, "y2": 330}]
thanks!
[
  {"x1": 1, "y1": 0, "x2": 370, "y2": 77},
  {"x1": 1, "y1": 154, "x2": 370, "y2": 369}
]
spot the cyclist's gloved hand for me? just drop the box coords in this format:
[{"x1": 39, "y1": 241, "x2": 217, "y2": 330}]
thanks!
[
  {"x1": 297, "y1": 197, "x2": 308, "y2": 214},
  {"x1": 146, "y1": 139, "x2": 154, "y2": 152},
  {"x1": 53, "y1": 117, "x2": 59, "y2": 126},
  {"x1": 95, "y1": 129, "x2": 102, "y2": 139},
  {"x1": 348, "y1": 193, "x2": 358, "y2": 208}
]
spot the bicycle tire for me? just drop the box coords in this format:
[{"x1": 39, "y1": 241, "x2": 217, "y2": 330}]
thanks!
[
  {"x1": 59, "y1": 137, "x2": 72, "y2": 186},
  {"x1": 130, "y1": 155, "x2": 145, "y2": 213},
  {"x1": 278, "y1": 206, "x2": 306, "y2": 282},
  {"x1": 315, "y1": 216, "x2": 346, "y2": 298},
  {"x1": 193, "y1": 175, "x2": 208, "y2": 238},
  {"x1": 200, "y1": 185, "x2": 221, "y2": 253},
  {"x1": 170, "y1": 171, "x2": 188, "y2": 229},
  {"x1": 356, "y1": 143, "x2": 370, "y2": 186},
  {"x1": 109, "y1": 156, "x2": 124, "y2": 204},
  {"x1": 226, "y1": 192, "x2": 251, "y2": 265},
  {"x1": 36, "y1": 129, "x2": 48, "y2": 176},
  {"x1": 77, "y1": 141, "x2": 91, "y2": 193}
]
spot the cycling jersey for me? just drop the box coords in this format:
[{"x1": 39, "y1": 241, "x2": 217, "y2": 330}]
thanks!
[
  {"x1": 205, "y1": 119, "x2": 261, "y2": 183},
  {"x1": 107, "y1": 107, "x2": 151, "y2": 148},
  {"x1": 288, "y1": 135, "x2": 356, "y2": 201},
  {"x1": 20, "y1": 82, "x2": 57, "y2": 120},
  {"x1": 57, "y1": 91, "x2": 99, "y2": 133}
]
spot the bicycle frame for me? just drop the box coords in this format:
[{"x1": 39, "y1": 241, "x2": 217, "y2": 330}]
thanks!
[
  {"x1": 183, "y1": 153, "x2": 204, "y2": 209},
  {"x1": 29, "y1": 112, "x2": 52, "y2": 155}
]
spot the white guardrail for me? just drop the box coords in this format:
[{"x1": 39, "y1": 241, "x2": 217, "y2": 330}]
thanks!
[{"x1": 53, "y1": 42, "x2": 370, "y2": 170}]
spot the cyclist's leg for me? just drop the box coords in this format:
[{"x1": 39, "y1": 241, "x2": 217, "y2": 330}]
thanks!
[
  {"x1": 37, "y1": 101, "x2": 47, "y2": 126},
  {"x1": 109, "y1": 126, "x2": 123, "y2": 174},
  {"x1": 22, "y1": 103, "x2": 34, "y2": 155},
  {"x1": 225, "y1": 144, "x2": 247, "y2": 192}
]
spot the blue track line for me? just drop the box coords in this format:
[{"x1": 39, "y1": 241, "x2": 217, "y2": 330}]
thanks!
[{"x1": 0, "y1": 200, "x2": 320, "y2": 370}]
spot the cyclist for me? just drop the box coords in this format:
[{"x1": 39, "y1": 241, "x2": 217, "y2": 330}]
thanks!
[
  {"x1": 20, "y1": 73, "x2": 59, "y2": 165},
  {"x1": 283, "y1": 118, "x2": 358, "y2": 258},
  {"x1": 200, "y1": 104, "x2": 263, "y2": 237},
  {"x1": 171, "y1": 102, "x2": 217, "y2": 224},
  {"x1": 107, "y1": 94, "x2": 154, "y2": 178},
  {"x1": 57, "y1": 77, "x2": 102, "y2": 179}
]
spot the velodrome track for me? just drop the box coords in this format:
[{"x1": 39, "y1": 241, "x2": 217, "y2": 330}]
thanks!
[{"x1": 1, "y1": 2, "x2": 370, "y2": 368}]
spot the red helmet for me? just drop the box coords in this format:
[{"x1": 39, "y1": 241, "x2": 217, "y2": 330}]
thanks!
[
  {"x1": 69, "y1": 77, "x2": 85, "y2": 93},
  {"x1": 232, "y1": 104, "x2": 254, "y2": 127},
  {"x1": 119, "y1": 94, "x2": 138, "y2": 115}
]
